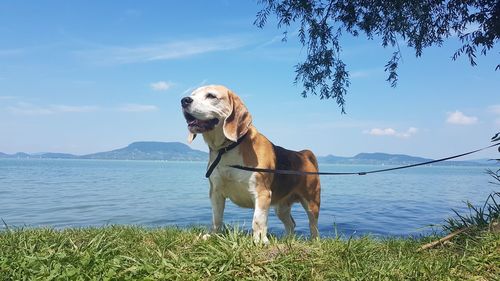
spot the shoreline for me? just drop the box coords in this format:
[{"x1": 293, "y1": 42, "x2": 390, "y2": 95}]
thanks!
[{"x1": 0, "y1": 157, "x2": 494, "y2": 167}]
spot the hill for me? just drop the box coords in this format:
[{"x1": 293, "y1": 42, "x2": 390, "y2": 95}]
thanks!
[
  {"x1": 81, "y1": 142, "x2": 207, "y2": 161},
  {"x1": 0, "y1": 144, "x2": 490, "y2": 165},
  {"x1": 317, "y1": 152, "x2": 484, "y2": 166},
  {"x1": 0, "y1": 142, "x2": 208, "y2": 161}
]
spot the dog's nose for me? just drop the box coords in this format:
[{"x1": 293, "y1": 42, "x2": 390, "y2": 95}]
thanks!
[{"x1": 181, "y1": 97, "x2": 193, "y2": 108}]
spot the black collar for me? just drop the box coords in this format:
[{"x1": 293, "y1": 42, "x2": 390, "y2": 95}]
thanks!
[{"x1": 205, "y1": 132, "x2": 248, "y2": 178}]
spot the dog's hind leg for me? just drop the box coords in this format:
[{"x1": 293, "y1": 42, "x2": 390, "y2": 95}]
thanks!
[
  {"x1": 300, "y1": 197, "x2": 320, "y2": 239},
  {"x1": 275, "y1": 199, "x2": 296, "y2": 236}
]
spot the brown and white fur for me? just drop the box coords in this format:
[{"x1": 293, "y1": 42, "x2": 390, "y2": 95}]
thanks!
[{"x1": 181, "y1": 85, "x2": 321, "y2": 243}]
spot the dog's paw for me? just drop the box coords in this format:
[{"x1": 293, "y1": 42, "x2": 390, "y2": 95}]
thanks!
[
  {"x1": 196, "y1": 233, "x2": 212, "y2": 241},
  {"x1": 253, "y1": 235, "x2": 270, "y2": 246}
]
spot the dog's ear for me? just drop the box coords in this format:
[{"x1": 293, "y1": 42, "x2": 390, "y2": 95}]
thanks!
[
  {"x1": 223, "y1": 90, "x2": 252, "y2": 142},
  {"x1": 187, "y1": 132, "x2": 197, "y2": 143}
]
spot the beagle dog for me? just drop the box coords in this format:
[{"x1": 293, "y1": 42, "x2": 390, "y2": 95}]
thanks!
[{"x1": 181, "y1": 85, "x2": 321, "y2": 243}]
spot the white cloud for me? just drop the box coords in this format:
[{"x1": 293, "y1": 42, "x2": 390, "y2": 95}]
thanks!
[
  {"x1": 367, "y1": 128, "x2": 396, "y2": 136},
  {"x1": 350, "y1": 70, "x2": 371, "y2": 78},
  {"x1": 77, "y1": 37, "x2": 246, "y2": 65},
  {"x1": 0, "y1": 95, "x2": 16, "y2": 100},
  {"x1": 117, "y1": 104, "x2": 158, "y2": 112},
  {"x1": 364, "y1": 127, "x2": 418, "y2": 138},
  {"x1": 51, "y1": 105, "x2": 99, "y2": 113},
  {"x1": 488, "y1": 104, "x2": 500, "y2": 115},
  {"x1": 6, "y1": 102, "x2": 159, "y2": 115},
  {"x1": 258, "y1": 28, "x2": 300, "y2": 48},
  {"x1": 406, "y1": 127, "x2": 418, "y2": 135},
  {"x1": 7, "y1": 103, "x2": 99, "y2": 115},
  {"x1": 181, "y1": 79, "x2": 209, "y2": 96},
  {"x1": 150, "y1": 81, "x2": 173, "y2": 91},
  {"x1": 259, "y1": 34, "x2": 286, "y2": 48},
  {"x1": 8, "y1": 103, "x2": 53, "y2": 115},
  {"x1": 446, "y1": 110, "x2": 478, "y2": 125},
  {"x1": 351, "y1": 69, "x2": 377, "y2": 78}
]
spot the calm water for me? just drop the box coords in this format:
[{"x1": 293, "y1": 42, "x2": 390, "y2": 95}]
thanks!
[{"x1": 0, "y1": 159, "x2": 497, "y2": 237}]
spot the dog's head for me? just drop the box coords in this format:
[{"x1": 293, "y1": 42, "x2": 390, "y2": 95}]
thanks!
[{"x1": 181, "y1": 85, "x2": 252, "y2": 143}]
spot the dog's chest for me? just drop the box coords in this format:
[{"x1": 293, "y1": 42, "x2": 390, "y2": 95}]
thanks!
[{"x1": 210, "y1": 150, "x2": 257, "y2": 208}]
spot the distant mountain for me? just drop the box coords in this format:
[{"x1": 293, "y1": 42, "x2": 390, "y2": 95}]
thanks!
[
  {"x1": 0, "y1": 152, "x2": 77, "y2": 159},
  {"x1": 0, "y1": 144, "x2": 493, "y2": 165},
  {"x1": 0, "y1": 142, "x2": 208, "y2": 161},
  {"x1": 318, "y1": 152, "x2": 487, "y2": 166},
  {"x1": 40, "y1": 153, "x2": 78, "y2": 159},
  {"x1": 12, "y1": 152, "x2": 31, "y2": 158},
  {"x1": 319, "y1": 155, "x2": 350, "y2": 163},
  {"x1": 81, "y1": 142, "x2": 207, "y2": 161},
  {"x1": 353, "y1": 152, "x2": 432, "y2": 164}
]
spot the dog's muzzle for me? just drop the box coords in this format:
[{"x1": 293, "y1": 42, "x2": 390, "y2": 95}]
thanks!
[
  {"x1": 181, "y1": 97, "x2": 193, "y2": 108},
  {"x1": 181, "y1": 97, "x2": 219, "y2": 133}
]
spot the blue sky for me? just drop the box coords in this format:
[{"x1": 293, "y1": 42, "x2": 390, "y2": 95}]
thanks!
[{"x1": 0, "y1": 1, "x2": 499, "y2": 159}]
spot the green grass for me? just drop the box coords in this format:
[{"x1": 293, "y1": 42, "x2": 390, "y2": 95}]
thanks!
[
  {"x1": 1, "y1": 225, "x2": 499, "y2": 280},
  {"x1": 445, "y1": 191, "x2": 500, "y2": 232}
]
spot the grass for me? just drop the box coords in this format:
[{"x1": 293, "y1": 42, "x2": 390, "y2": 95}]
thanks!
[
  {"x1": 2, "y1": 166, "x2": 499, "y2": 280},
  {"x1": 1, "y1": 225, "x2": 499, "y2": 280},
  {"x1": 444, "y1": 167, "x2": 500, "y2": 237},
  {"x1": 445, "y1": 191, "x2": 500, "y2": 232}
]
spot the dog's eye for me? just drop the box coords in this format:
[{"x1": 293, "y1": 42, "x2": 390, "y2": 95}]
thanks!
[{"x1": 206, "y1": 93, "x2": 217, "y2": 99}]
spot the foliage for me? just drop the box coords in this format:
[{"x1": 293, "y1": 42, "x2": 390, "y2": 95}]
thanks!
[
  {"x1": 493, "y1": 131, "x2": 500, "y2": 161},
  {"x1": 445, "y1": 191, "x2": 500, "y2": 232},
  {"x1": 255, "y1": 0, "x2": 500, "y2": 113},
  {"x1": 445, "y1": 132, "x2": 500, "y2": 232},
  {"x1": 1, "y1": 226, "x2": 499, "y2": 280}
]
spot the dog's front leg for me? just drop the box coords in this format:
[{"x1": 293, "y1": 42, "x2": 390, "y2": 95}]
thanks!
[
  {"x1": 252, "y1": 190, "x2": 271, "y2": 245},
  {"x1": 209, "y1": 184, "x2": 225, "y2": 232}
]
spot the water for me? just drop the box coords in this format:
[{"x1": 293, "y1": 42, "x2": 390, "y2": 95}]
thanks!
[{"x1": 0, "y1": 159, "x2": 497, "y2": 237}]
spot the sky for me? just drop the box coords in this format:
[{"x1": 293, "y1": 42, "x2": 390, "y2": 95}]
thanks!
[{"x1": 0, "y1": 1, "x2": 499, "y2": 160}]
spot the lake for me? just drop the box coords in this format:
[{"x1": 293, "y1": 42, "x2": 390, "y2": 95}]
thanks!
[{"x1": 0, "y1": 159, "x2": 497, "y2": 237}]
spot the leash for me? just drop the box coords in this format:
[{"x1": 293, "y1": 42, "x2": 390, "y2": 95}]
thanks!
[
  {"x1": 228, "y1": 142, "x2": 500, "y2": 176},
  {"x1": 205, "y1": 132, "x2": 248, "y2": 178}
]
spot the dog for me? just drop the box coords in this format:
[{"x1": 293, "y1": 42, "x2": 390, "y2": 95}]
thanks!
[{"x1": 181, "y1": 85, "x2": 321, "y2": 243}]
